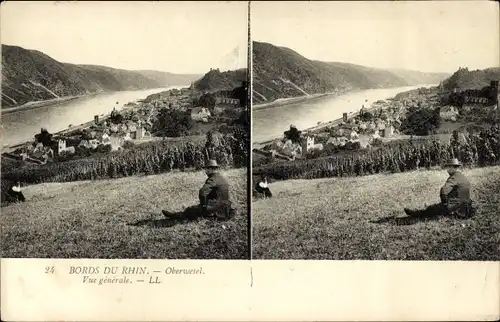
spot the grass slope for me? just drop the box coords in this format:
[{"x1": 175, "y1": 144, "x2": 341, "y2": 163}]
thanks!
[
  {"x1": 1, "y1": 169, "x2": 248, "y2": 259},
  {"x1": 253, "y1": 166, "x2": 500, "y2": 260}
]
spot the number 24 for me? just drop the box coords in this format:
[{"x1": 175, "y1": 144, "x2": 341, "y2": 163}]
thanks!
[{"x1": 45, "y1": 266, "x2": 55, "y2": 274}]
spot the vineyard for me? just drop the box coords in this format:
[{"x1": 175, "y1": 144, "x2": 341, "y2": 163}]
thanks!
[
  {"x1": 254, "y1": 125, "x2": 500, "y2": 181},
  {"x1": 2, "y1": 129, "x2": 249, "y2": 187}
]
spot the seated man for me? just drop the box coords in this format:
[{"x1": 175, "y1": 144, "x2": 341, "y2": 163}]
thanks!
[
  {"x1": 163, "y1": 159, "x2": 234, "y2": 221},
  {"x1": 254, "y1": 175, "x2": 272, "y2": 198},
  {"x1": 404, "y1": 158, "x2": 474, "y2": 219},
  {"x1": 7, "y1": 181, "x2": 26, "y2": 203}
]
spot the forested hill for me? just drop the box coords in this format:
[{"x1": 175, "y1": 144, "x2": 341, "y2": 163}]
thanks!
[
  {"x1": 440, "y1": 67, "x2": 500, "y2": 90},
  {"x1": 1, "y1": 44, "x2": 201, "y2": 107},
  {"x1": 191, "y1": 68, "x2": 247, "y2": 92},
  {"x1": 252, "y1": 41, "x2": 449, "y2": 104}
]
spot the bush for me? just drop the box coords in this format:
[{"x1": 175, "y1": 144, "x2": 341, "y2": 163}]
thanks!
[
  {"x1": 254, "y1": 125, "x2": 500, "y2": 181},
  {"x1": 371, "y1": 138, "x2": 384, "y2": 147},
  {"x1": 2, "y1": 132, "x2": 249, "y2": 185},
  {"x1": 96, "y1": 144, "x2": 113, "y2": 154},
  {"x1": 123, "y1": 141, "x2": 135, "y2": 149}
]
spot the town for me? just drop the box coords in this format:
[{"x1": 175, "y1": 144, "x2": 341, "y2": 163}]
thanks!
[
  {"x1": 3, "y1": 83, "x2": 246, "y2": 167},
  {"x1": 254, "y1": 80, "x2": 500, "y2": 165}
]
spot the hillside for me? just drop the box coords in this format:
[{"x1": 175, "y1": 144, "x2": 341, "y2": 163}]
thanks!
[
  {"x1": 1, "y1": 168, "x2": 248, "y2": 259},
  {"x1": 252, "y1": 41, "x2": 449, "y2": 104},
  {"x1": 192, "y1": 68, "x2": 247, "y2": 92},
  {"x1": 253, "y1": 166, "x2": 500, "y2": 260},
  {"x1": 1, "y1": 44, "x2": 201, "y2": 108},
  {"x1": 441, "y1": 67, "x2": 500, "y2": 90}
]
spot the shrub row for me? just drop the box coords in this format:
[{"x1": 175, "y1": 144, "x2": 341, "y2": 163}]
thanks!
[{"x1": 254, "y1": 125, "x2": 500, "y2": 181}]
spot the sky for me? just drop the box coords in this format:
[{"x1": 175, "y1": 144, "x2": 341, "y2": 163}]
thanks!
[
  {"x1": 252, "y1": 1, "x2": 499, "y2": 74},
  {"x1": 1, "y1": 1, "x2": 248, "y2": 74}
]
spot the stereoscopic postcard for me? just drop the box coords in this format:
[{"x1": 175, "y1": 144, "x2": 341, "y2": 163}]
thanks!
[{"x1": 1, "y1": 1, "x2": 498, "y2": 321}]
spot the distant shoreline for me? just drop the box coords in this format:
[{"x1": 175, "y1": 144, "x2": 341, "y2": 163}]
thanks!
[
  {"x1": 252, "y1": 92, "x2": 338, "y2": 111},
  {"x1": 1, "y1": 96, "x2": 85, "y2": 115}
]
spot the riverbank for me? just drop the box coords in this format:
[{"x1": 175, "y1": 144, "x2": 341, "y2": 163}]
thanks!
[
  {"x1": 252, "y1": 92, "x2": 336, "y2": 111},
  {"x1": 253, "y1": 97, "x2": 387, "y2": 149},
  {"x1": 1, "y1": 95, "x2": 85, "y2": 115}
]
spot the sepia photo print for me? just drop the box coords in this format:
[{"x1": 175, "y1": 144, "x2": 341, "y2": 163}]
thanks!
[
  {"x1": 251, "y1": 1, "x2": 500, "y2": 260},
  {"x1": 1, "y1": 1, "x2": 250, "y2": 259}
]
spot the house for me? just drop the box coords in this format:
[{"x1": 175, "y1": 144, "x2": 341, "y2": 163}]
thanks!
[
  {"x1": 78, "y1": 140, "x2": 100, "y2": 149},
  {"x1": 327, "y1": 136, "x2": 348, "y2": 147},
  {"x1": 130, "y1": 126, "x2": 148, "y2": 140},
  {"x1": 101, "y1": 133, "x2": 111, "y2": 144},
  {"x1": 375, "y1": 121, "x2": 386, "y2": 130},
  {"x1": 301, "y1": 136, "x2": 315, "y2": 153},
  {"x1": 191, "y1": 107, "x2": 211, "y2": 122},
  {"x1": 108, "y1": 136, "x2": 124, "y2": 151},
  {"x1": 383, "y1": 124, "x2": 394, "y2": 138},
  {"x1": 78, "y1": 140, "x2": 91, "y2": 149},
  {"x1": 216, "y1": 97, "x2": 240, "y2": 106},
  {"x1": 121, "y1": 132, "x2": 132, "y2": 141},
  {"x1": 313, "y1": 143, "x2": 324, "y2": 151},
  {"x1": 348, "y1": 130, "x2": 359, "y2": 141},
  {"x1": 335, "y1": 128, "x2": 346, "y2": 136},
  {"x1": 440, "y1": 105, "x2": 459, "y2": 121},
  {"x1": 58, "y1": 140, "x2": 66, "y2": 155},
  {"x1": 58, "y1": 139, "x2": 75, "y2": 155},
  {"x1": 33, "y1": 142, "x2": 45, "y2": 153},
  {"x1": 214, "y1": 106, "x2": 226, "y2": 115},
  {"x1": 343, "y1": 113, "x2": 348, "y2": 122},
  {"x1": 119, "y1": 124, "x2": 128, "y2": 133},
  {"x1": 371, "y1": 131, "x2": 381, "y2": 139},
  {"x1": 89, "y1": 139, "x2": 100, "y2": 149},
  {"x1": 300, "y1": 136, "x2": 323, "y2": 155},
  {"x1": 128, "y1": 124, "x2": 137, "y2": 133},
  {"x1": 281, "y1": 140, "x2": 302, "y2": 157}
]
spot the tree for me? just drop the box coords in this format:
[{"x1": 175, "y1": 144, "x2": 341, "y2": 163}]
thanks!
[
  {"x1": 232, "y1": 81, "x2": 248, "y2": 107},
  {"x1": 110, "y1": 112, "x2": 124, "y2": 124},
  {"x1": 359, "y1": 111, "x2": 374, "y2": 122},
  {"x1": 284, "y1": 125, "x2": 302, "y2": 143},
  {"x1": 400, "y1": 107, "x2": 441, "y2": 136},
  {"x1": 153, "y1": 108, "x2": 194, "y2": 137},
  {"x1": 34, "y1": 128, "x2": 53, "y2": 146},
  {"x1": 199, "y1": 93, "x2": 217, "y2": 110}
]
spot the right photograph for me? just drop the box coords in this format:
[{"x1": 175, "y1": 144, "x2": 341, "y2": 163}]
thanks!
[{"x1": 251, "y1": 1, "x2": 500, "y2": 260}]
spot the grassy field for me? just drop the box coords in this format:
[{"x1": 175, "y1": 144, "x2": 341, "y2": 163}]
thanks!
[
  {"x1": 1, "y1": 169, "x2": 248, "y2": 259},
  {"x1": 253, "y1": 166, "x2": 500, "y2": 260}
]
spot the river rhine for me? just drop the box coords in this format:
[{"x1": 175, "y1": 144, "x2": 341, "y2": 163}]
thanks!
[
  {"x1": 253, "y1": 85, "x2": 435, "y2": 143},
  {"x1": 1, "y1": 86, "x2": 184, "y2": 147}
]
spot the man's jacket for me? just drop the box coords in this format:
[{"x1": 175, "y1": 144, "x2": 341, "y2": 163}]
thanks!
[
  {"x1": 199, "y1": 172, "x2": 231, "y2": 218},
  {"x1": 440, "y1": 171, "x2": 472, "y2": 216}
]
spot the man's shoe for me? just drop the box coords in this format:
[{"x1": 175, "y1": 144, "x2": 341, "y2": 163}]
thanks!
[
  {"x1": 162, "y1": 210, "x2": 176, "y2": 218},
  {"x1": 404, "y1": 208, "x2": 416, "y2": 216}
]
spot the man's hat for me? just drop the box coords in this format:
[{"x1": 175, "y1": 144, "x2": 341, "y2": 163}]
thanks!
[
  {"x1": 205, "y1": 159, "x2": 219, "y2": 168},
  {"x1": 445, "y1": 158, "x2": 462, "y2": 167}
]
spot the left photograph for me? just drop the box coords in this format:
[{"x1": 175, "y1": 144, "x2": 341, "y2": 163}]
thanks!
[{"x1": 1, "y1": 1, "x2": 250, "y2": 259}]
